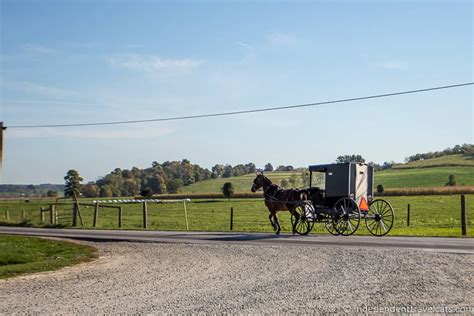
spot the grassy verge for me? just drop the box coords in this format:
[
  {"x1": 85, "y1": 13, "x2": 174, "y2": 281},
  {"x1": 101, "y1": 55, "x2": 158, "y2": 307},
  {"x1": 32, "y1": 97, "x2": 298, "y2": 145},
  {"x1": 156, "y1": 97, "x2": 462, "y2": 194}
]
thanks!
[
  {"x1": 0, "y1": 235, "x2": 98, "y2": 279},
  {"x1": 0, "y1": 195, "x2": 472, "y2": 237}
]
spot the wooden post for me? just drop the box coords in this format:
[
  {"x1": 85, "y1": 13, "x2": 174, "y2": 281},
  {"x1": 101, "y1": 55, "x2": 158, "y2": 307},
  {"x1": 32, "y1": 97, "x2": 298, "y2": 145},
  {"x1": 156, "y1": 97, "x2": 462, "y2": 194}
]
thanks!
[
  {"x1": 183, "y1": 200, "x2": 189, "y2": 230},
  {"x1": 40, "y1": 207, "x2": 45, "y2": 223},
  {"x1": 461, "y1": 195, "x2": 467, "y2": 237},
  {"x1": 4, "y1": 210, "x2": 9, "y2": 221},
  {"x1": 118, "y1": 207, "x2": 123, "y2": 228},
  {"x1": 407, "y1": 204, "x2": 410, "y2": 227},
  {"x1": 230, "y1": 207, "x2": 234, "y2": 230},
  {"x1": 93, "y1": 203, "x2": 99, "y2": 228},
  {"x1": 143, "y1": 201, "x2": 148, "y2": 229},
  {"x1": 72, "y1": 204, "x2": 78, "y2": 226},
  {"x1": 49, "y1": 205, "x2": 54, "y2": 224}
]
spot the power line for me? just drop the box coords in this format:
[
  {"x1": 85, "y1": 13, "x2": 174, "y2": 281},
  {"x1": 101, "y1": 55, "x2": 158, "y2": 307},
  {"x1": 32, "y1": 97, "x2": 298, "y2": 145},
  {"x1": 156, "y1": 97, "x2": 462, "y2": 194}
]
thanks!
[{"x1": 6, "y1": 82, "x2": 473, "y2": 129}]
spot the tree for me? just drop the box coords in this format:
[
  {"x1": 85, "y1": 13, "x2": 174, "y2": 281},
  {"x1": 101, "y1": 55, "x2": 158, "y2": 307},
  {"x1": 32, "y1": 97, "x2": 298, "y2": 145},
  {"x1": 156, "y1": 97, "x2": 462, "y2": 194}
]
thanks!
[
  {"x1": 99, "y1": 185, "x2": 112, "y2": 197},
  {"x1": 222, "y1": 182, "x2": 235, "y2": 199},
  {"x1": 280, "y1": 178, "x2": 289, "y2": 188},
  {"x1": 446, "y1": 175, "x2": 457, "y2": 186},
  {"x1": 376, "y1": 184, "x2": 384, "y2": 194},
  {"x1": 167, "y1": 179, "x2": 184, "y2": 194},
  {"x1": 64, "y1": 170, "x2": 83, "y2": 197},
  {"x1": 335, "y1": 155, "x2": 365, "y2": 163},
  {"x1": 46, "y1": 190, "x2": 59, "y2": 198},
  {"x1": 82, "y1": 183, "x2": 99, "y2": 198},
  {"x1": 264, "y1": 163, "x2": 274, "y2": 172},
  {"x1": 289, "y1": 174, "x2": 299, "y2": 188},
  {"x1": 140, "y1": 187, "x2": 154, "y2": 197}
]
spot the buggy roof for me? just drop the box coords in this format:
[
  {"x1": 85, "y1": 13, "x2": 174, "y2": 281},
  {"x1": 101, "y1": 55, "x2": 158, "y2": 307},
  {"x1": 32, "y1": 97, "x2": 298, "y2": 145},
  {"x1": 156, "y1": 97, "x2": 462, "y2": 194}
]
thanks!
[{"x1": 308, "y1": 162, "x2": 369, "y2": 172}]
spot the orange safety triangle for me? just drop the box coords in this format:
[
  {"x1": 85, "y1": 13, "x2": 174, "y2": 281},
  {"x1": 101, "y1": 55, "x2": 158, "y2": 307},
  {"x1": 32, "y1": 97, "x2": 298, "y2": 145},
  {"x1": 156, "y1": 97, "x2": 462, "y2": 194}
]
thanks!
[{"x1": 359, "y1": 197, "x2": 369, "y2": 211}]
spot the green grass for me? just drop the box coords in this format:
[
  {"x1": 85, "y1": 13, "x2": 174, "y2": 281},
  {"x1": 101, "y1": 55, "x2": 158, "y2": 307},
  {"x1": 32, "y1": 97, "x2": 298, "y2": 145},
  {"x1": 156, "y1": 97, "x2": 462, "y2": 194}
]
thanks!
[
  {"x1": 393, "y1": 154, "x2": 474, "y2": 169},
  {"x1": 1, "y1": 195, "x2": 472, "y2": 237},
  {"x1": 180, "y1": 171, "x2": 299, "y2": 193},
  {"x1": 0, "y1": 235, "x2": 98, "y2": 279},
  {"x1": 375, "y1": 166, "x2": 474, "y2": 188}
]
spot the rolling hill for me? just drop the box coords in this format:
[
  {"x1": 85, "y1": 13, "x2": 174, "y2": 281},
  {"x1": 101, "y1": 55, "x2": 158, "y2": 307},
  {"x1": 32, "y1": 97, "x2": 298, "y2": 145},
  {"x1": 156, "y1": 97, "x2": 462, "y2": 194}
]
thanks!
[{"x1": 179, "y1": 155, "x2": 474, "y2": 193}]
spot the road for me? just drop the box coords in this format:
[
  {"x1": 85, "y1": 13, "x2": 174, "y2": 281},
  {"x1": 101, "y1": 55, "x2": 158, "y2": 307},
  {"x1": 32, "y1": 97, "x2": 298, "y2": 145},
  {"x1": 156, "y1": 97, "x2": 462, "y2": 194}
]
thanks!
[{"x1": 0, "y1": 226, "x2": 472, "y2": 253}]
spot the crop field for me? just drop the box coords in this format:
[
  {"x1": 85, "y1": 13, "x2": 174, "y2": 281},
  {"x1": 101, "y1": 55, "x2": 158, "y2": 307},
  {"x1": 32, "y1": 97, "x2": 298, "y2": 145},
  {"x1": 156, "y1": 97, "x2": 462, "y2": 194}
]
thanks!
[
  {"x1": 392, "y1": 154, "x2": 474, "y2": 169},
  {"x1": 0, "y1": 195, "x2": 472, "y2": 237}
]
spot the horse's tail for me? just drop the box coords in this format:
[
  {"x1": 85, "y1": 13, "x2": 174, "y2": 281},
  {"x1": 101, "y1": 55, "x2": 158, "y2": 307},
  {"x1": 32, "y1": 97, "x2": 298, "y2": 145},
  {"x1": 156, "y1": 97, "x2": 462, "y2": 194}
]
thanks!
[{"x1": 298, "y1": 189, "x2": 309, "y2": 201}]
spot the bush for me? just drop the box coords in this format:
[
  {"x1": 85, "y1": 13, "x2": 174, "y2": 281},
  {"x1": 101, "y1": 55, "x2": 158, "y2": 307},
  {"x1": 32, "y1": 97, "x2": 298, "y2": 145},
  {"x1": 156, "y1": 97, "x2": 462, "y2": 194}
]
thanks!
[
  {"x1": 446, "y1": 174, "x2": 457, "y2": 186},
  {"x1": 377, "y1": 184, "x2": 384, "y2": 194},
  {"x1": 140, "y1": 188, "x2": 154, "y2": 198},
  {"x1": 221, "y1": 182, "x2": 235, "y2": 199}
]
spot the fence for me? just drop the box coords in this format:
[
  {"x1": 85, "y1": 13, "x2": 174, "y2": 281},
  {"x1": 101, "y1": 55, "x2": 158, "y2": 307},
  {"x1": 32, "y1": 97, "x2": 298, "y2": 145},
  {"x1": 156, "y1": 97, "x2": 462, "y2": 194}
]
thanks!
[{"x1": 0, "y1": 195, "x2": 471, "y2": 236}]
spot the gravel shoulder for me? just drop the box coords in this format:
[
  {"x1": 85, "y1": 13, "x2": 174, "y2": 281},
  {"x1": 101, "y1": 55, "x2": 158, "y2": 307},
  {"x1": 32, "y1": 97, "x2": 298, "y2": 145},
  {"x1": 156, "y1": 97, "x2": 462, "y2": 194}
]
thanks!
[{"x1": 0, "y1": 241, "x2": 473, "y2": 314}]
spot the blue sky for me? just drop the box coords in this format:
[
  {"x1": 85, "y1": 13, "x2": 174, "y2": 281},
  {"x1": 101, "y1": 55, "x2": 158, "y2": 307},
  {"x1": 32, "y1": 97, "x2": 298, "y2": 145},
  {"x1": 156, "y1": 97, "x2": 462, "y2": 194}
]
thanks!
[{"x1": 1, "y1": 0, "x2": 472, "y2": 184}]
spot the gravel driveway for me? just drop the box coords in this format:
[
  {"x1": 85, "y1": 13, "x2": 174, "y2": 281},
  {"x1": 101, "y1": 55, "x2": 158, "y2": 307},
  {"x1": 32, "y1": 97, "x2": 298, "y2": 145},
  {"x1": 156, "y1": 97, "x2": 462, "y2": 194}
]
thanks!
[{"x1": 1, "y1": 241, "x2": 473, "y2": 314}]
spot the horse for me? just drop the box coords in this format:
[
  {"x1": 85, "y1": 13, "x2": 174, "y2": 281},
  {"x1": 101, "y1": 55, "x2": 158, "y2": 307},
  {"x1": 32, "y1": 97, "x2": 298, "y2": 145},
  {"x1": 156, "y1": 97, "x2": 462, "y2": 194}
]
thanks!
[{"x1": 251, "y1": 173, "x2": 305, "y2": 234}]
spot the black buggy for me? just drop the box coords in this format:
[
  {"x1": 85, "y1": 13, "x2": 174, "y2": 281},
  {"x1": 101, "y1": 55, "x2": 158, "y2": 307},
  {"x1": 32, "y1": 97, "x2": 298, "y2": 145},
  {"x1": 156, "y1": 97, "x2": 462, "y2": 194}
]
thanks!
[{"x1": 291, "y1": 162, "x2": 395, "y2": 236}]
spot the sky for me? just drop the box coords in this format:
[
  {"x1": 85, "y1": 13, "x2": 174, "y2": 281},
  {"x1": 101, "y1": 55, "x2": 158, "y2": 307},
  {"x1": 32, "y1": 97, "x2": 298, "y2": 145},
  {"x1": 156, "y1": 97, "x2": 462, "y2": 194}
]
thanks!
[{"x1": 0, "y1": 0, "x2": 472, "y2": 184}]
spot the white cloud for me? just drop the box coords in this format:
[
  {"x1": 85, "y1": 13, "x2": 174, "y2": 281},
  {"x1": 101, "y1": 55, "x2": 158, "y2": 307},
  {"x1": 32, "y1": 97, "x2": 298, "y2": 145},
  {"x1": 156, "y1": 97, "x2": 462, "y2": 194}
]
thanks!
[
  {"x1": 21, "y1": 44, "x2": 55, "y2": 54},
  {"x1": 8, "y1": 124, "x2": 175, "y2": 140},
  {"x1": 4, "y1": 80, "x2": 77, "y2": 99},
  {"x1": 108, "y1": 54, "x2": 203, "y2": 74}
]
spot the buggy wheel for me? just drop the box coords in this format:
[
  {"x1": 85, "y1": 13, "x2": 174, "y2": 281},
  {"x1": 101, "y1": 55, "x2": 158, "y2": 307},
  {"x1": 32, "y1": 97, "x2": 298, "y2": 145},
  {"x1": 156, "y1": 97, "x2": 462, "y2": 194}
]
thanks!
[
  {"x1": 333, "y1": 197, "x2": 360, "y2": 236},
  {"x1": 291, "y1": 202, "x2": 315, "y2": 235},
  {"x1": 365, "y1": 199, "x2": 394, "y2": 236},
  {"x1": 325, "y1": 218, "x2": 340, "y2": 236}
]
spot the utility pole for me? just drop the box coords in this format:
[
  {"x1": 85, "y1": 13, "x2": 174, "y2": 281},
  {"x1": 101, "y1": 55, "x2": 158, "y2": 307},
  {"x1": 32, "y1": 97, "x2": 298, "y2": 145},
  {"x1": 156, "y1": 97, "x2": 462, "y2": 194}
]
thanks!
[{"x1": 0, "y1": 122, "x2": 6, "y2": 174}]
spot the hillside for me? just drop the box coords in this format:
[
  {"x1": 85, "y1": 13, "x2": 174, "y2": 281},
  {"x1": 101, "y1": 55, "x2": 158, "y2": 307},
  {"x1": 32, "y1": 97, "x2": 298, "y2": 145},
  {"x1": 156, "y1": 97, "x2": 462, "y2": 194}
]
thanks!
[
  {"x1": 180, "y1": 156, "x2": 474, "y2": 193},
  {"x1": 392, "y1": 154, "x2": 474, "y2": 169}
]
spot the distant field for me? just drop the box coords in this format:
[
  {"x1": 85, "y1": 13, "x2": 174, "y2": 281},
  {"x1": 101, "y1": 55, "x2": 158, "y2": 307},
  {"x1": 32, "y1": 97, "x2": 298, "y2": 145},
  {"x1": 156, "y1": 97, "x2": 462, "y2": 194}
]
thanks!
[
  {"x1": 393, "y1": 154, "x2": 474, "y2": 169},
  {"x1": 375, "y1": 166, "x2": 474, "y2": 188},
  {"x1": 180, "y1": 172, "x2": 298, "y2": 193},
  {"x1": 179, "y1": 164, "x2": 474, "y2": 193},
  {"x1": 0, "y1": 195, "x2": 472, "y2": 237}
]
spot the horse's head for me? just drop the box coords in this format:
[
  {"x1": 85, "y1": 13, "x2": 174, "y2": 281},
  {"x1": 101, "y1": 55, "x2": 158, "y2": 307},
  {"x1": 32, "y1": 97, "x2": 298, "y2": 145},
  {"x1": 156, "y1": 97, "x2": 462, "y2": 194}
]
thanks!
[{"x1": 251, "y1": 172, "x2": 265, "y2": 192}]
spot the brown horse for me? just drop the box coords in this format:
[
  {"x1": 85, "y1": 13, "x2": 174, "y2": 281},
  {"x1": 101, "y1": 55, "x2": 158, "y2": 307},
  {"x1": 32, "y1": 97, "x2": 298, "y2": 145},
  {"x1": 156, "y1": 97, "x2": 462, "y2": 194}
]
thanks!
[{"x1": 251, "y1": 173, "x2": 304, "y2": 234}]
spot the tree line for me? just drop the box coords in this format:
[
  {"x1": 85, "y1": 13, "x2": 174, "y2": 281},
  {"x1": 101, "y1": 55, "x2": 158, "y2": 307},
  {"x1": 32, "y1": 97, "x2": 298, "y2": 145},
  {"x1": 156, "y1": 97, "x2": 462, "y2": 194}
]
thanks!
[
  {"x1": 404, "y1": 144, "x2": 473, "y2": 162},
  {"x1": 77, "y1": 160, "x2": 269, "y2": 198}
]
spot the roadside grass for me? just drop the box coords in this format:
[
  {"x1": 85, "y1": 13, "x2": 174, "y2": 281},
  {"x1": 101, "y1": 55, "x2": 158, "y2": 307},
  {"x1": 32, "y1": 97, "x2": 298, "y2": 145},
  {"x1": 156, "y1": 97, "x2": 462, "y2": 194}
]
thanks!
[
  {"x1": 0, "y1": 195, "x2": 472, "y2": 237},
  {"x1": 0, "y1": 235, "x2": 98, "y2": 279}
]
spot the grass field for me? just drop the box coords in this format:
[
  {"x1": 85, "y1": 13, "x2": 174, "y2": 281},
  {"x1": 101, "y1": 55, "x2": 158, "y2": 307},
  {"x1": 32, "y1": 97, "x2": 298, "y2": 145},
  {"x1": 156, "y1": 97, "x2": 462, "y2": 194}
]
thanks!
[
  {"x1": 0, "y1": 195, "x2": 472, "y2": 237},
  {"x1": 392, "y1": 154, "x2": 474, "y2": 169},
  {"x1": 178, "y1": 165, "x2": 474, "y2": 194},
  {"x1": 0, "y1": 235, "x2": 98, "y2": 279}
]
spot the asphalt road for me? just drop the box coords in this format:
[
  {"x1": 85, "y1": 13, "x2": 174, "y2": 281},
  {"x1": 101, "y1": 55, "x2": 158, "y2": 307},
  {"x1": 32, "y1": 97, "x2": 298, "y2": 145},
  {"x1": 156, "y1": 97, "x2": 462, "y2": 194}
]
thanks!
[{"x1": 0, "y1": 226, "x2": 472, "y2": 253}]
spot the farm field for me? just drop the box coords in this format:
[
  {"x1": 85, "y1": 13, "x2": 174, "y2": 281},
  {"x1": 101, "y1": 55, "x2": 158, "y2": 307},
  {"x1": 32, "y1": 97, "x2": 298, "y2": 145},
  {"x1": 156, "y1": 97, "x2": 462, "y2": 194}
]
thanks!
[
  {"x1": 392, "y1": 154, "x2": 474, "y2": 169},
  {"x1": 179, "y1": 166, "x2": 474, "y2": 194},
  {"x1": 0, "y1": 195, "x2": 472, "y2": 237}
]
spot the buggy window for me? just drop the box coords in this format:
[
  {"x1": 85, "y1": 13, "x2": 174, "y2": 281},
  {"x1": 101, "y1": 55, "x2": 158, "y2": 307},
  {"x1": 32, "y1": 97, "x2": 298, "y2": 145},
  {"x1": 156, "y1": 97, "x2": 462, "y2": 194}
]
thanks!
[{"x1": 311, "y1": 171, "x2": 326, "y2": 190}]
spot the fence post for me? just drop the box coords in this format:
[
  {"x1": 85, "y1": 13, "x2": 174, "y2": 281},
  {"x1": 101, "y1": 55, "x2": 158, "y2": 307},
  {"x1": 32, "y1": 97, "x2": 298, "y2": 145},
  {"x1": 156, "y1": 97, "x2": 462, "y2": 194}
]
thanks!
[
  {"x1": 143, "y1": 201, "x2": 148, "y2": 229},
  {"x1": 72, "y1": 204, "x2": 78, "y2": 226},
  {"x1": 4, "y1": 210, "x2": 9, "y2": 221},
  {"x1": 407, "y1": 204, "x2": 410, "y2": 227},
  {"x1": 230, "y1": 207, "x2": 234, "y2": 230},
  {"x1": 461, "y1": 195, "x2": 467, "y2": 237},
  {"x1": 183, "y1": 200, "x2": 189, "y2": 230},
  {"x1": 93, "y1": 203, "x2": 99, "y2": 228},
  {"x1": 40, "y1": 207, "x2": 45, "y2": 223},
  {"x1": 49, "y1": 205, "x2": 54, "y2": 224},
  {"x1": 118, "y1": 207, "x2": 123, "y2": 228}
]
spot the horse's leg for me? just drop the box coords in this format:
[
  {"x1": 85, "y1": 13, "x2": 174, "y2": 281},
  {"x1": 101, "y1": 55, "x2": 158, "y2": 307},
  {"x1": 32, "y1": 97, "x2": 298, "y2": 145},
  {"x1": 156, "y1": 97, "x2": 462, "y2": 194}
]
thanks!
[
  {"x1": 268, "y1": 213, "x2": 276, "y2": 230},
  {"x1": 274, "y1": 213, "x2": 281, "y2": 235},
  {"x1": 288, "y1": 206, "x2": 298, "y2": 235}
]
